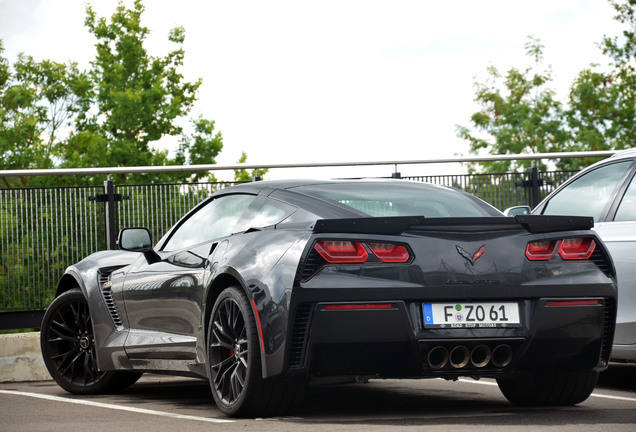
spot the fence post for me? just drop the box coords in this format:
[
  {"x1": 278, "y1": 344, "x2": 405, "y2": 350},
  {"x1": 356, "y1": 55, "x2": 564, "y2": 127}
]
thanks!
[
  {"x1": 529, "y1": 167, "x2": 540, "y2": 209},
  {"x1": 104, "y1": 179, "x2": 118, "y2": 250}
]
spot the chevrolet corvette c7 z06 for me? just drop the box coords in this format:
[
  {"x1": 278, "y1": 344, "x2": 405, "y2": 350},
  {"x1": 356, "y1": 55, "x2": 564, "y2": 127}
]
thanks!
[{"x1": 40, "y1": 179, "x2": 617, "y2": 417}]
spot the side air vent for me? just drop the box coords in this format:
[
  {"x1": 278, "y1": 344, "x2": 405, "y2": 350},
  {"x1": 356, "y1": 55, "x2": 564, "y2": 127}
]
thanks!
[
  {"x1": 287, "y1": 303, "x2": 313, "y2": 368},
  {"x1": 589, "y1": 247, "x2": 613, "y2": 278},
  {"x1": 99, "y1": 272, "x2": 124, "y2": 329},
  {"x1": 300, "y1": 249, "x2": 327, "y2": 281},
  {"x1": 601, "y1": 298, "x2": 615, "y2": 365}
]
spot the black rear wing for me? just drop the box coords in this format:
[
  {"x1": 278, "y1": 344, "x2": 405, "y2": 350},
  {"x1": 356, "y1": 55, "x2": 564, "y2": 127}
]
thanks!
[{"x1": 312, "y1": 215, "x2": 594, "y2": 235}]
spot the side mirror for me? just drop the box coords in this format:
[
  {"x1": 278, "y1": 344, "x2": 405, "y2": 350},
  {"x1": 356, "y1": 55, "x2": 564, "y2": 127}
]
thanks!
[
  {"x1": 503, "y1": 206, "x2": 532, "y2": 217},
  {"x1": 118, "y1": 228, "x2": 153, "y2": 252},
  {"x1": 117, "y1": 228, "x2": 161, "y2": 264}
]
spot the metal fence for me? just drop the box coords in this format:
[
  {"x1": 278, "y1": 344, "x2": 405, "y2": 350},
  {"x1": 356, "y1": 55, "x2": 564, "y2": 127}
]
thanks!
[
  {"x1": 408, "y1": 169, "x2": 577, "y2": 210},
  {"x1": 0, "y1": 186, "x2": 104, "y2": 325},
  {"x1": 0, "y1": 169, "x2": 577, "y2": 329}
]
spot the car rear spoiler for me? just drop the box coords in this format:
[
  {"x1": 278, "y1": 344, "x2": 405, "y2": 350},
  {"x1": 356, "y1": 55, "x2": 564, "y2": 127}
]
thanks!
[{"x1": 312, "y1": 215, "x2": 594, "y2": 235}]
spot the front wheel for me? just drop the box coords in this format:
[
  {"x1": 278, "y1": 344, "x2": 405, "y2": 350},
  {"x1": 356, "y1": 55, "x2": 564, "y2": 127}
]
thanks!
[
  {"x1": 40, "y1": 288, "x2": 142, "y2": 394},
  {"x1": 497, "y1": 369, "x2": 599, "y2": 406},
  {"x1": 207, "y1": 286, "x2": 305, "y2": 417}
]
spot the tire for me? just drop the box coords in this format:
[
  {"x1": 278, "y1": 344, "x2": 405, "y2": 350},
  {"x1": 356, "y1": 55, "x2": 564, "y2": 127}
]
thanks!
[
  {"x1": 497, "y1": 369, "x2": 599, "y2": 406},
  {"x1": 40, "y1": 288, "x2": 142, "y2": 395},
  {"x1": 207, "y1": 286, "x2": 305, "y2": 417}
]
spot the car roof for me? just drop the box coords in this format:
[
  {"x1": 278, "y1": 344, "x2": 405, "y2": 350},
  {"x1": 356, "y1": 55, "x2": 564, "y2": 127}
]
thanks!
[
  {"x1": 214, "y1": 178, "x2": 430, "y2": 195},
  {"x1": 608, "y1": 148, "x2": 636, "y2": 161},
  {"x1": 566, "y1": 148, "x2": 636, "y2": 175}
]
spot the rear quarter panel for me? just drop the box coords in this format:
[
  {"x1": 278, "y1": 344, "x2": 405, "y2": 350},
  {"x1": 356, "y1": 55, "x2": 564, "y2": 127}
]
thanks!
[{"x1": 595, "y1": 221, "x2": 636, "y2": 352}]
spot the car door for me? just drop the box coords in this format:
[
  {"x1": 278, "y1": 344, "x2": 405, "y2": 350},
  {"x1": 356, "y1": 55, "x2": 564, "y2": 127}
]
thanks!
[{"x1": 121, "y1": 193, "x2": 256, "y2": 360}]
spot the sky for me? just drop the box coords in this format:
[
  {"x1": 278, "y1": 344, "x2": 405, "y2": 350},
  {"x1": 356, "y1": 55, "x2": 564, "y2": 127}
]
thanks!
[{"x1": 0, "y1": 0, "x2": 622, "y2": 180}]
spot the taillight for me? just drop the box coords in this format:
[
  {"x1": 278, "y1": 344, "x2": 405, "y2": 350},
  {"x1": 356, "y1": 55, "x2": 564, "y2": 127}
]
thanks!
[
  {"x1": 314, "y1": 240, "x2": 369, "y2": 263},
  {"x1": 366, "y1": 242, "x2": 410, "y2": 263},
  {"x1": 558, "y1": 237, "x2": 596, "y2": 260},
  {"x1": 313, "y1": 240, "x2": 411, "y2": 263},
  {"x1": 525, "y1": 237, "x2": 596, "y2": 261},
  {"x1": 525, "y1": 240, "x2": 558, "y2": 261}
]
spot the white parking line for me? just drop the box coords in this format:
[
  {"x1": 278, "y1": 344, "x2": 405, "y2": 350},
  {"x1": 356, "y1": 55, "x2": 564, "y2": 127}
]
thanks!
[
  {"x1": 587, "y1": 393, "x2": 636, "y2": 402},
  {"x1": 457, "y1": 378, "x2": 636, "y2": 403},
  {"x1": 0, "y1": 389, "x2": 234, "y2": 423}
]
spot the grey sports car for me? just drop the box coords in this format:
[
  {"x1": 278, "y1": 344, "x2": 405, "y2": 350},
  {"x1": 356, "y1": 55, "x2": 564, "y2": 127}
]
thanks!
[{"x1": 41, "y1": 179, "x2": 617, "y2": 417}]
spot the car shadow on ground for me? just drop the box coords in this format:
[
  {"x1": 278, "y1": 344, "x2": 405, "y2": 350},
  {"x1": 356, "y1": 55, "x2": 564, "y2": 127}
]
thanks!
[{"x1": 110, "y1": 372, "x2": 635, "y2": 427}]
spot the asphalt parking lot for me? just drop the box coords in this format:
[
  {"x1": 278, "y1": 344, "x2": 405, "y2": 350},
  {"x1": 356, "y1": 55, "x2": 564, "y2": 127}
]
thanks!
[{"x1": 1, "y1": 364, "x2": 635, "y2": 432}]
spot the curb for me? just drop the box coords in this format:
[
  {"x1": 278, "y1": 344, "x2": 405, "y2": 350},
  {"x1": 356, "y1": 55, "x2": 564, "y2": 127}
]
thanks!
[{"x1": 0, "y1": 332, "x2": 52, "y2": 382}]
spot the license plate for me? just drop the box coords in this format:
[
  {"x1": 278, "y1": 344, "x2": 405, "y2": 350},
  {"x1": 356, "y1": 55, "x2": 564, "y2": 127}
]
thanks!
[{"x1": 423, "y1": 302, "x2": 520, "y2": 328}]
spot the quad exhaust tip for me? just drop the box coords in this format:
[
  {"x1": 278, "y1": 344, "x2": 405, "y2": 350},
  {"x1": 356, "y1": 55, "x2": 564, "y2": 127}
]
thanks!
[
  {"x1": 449, "y1": 345, "x2": 470, "y2": 369},
  {"x1": 426, "y1": 344, "x2": 513, "y2": 369},
  {"x1": 492, "y1": 344, "x2": 513, "y2": 368},
  {"x1": 427, "y1": 346, "x2": 449, "y2": 369},
  {"x1": 470, "y1": 344, "x2": 491, "y2": 368}
]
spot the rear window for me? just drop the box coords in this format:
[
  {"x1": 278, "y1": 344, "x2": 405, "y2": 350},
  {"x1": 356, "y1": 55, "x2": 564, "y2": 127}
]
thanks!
[{"x1": 292, "y1": 181, "x2": 500, "y2": 218}]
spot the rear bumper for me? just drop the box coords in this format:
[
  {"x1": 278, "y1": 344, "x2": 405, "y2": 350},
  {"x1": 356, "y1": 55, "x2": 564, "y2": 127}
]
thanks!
[{"x1": 285, "y1": 295, "x2": 615, "y2": 378}]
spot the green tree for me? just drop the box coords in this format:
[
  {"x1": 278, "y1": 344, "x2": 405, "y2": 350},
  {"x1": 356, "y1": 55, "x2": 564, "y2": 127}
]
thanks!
[
  {"x1": 0, "y1": 0, "x2": 231, "y2": 187},
  {"x1": 456, "y1": 37, "x2": 569, "y2": 173},
  {"x1": 563, "y1": 0, "x2": 636, "y2": 169},
  {"x1": 58, "y1": 0, "x2": 215, "y2": 184},
  {"x1": 459, "y1": 0, "x2": 636, "y2": 173},
  {"x1": 0, "y1": 41, "x2": 90, "y2": 187},
  {"x1": 175, "y1": 116, "x2": 224, "y2": 182},
  {"x1": 562, "y1": 68, "x2": 623, "y2": 169},
  {"x1": 234, "y1": 152, "x2": 268, "y2": 182}
]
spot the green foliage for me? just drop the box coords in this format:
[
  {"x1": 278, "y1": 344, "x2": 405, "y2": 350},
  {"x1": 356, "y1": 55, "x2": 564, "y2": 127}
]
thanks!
[
  {"x1": 233, "y1": 152, "x2": 268, "y2": 182},
  {"x1": 459, "y1": 1, "x2": 636, "y2": 172},
  {"x1": 176, "y1": 116, "x2": 224, "y2": 182},
  {"x1": 59, "y1": 0, "x2": 209, "y2": 185},
  {"x1": 560, "y1": 0, "x2": 636, "y2": 169},
  {"x1": 456, "y1": 37, "x2": 569, "y2": 173},
  {"x1": 602, "y1": 0, "x2": 636, "y2": 65},
  {"x1": 0, "y1": 0, "x2": 238, "y2": 187},
  {"x1": 0, "y1": 41, "x2": 90, "y2": 187}
]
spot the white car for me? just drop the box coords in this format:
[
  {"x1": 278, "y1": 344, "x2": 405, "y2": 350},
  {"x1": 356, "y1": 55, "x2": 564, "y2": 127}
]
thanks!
[{"x1": 510, "y1": 148, "x2": 636, "y2": 363}]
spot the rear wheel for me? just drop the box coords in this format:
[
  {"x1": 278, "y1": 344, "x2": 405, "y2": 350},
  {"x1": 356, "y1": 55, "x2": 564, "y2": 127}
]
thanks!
[
  {"x1": 40, "y1": 288, "x2": 142, "y2": 394},
  {"x1": 207, "y1": 286, "x2": 305, "y2": 417},
  {"x1": 497, "y1": 369, "x2": 599, "y2": 406}
]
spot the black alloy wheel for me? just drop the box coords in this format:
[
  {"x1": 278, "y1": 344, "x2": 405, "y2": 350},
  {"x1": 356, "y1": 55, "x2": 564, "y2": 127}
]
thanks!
[
  {"x1": 208, "y1": 286, "x2": 307, "y2": 417},
  {"x1": 40, "y1": 288, "x2": 141, "y2": 394},
  {"x1": 208, "y1": 286, "x2": 263, "y2": 416}
]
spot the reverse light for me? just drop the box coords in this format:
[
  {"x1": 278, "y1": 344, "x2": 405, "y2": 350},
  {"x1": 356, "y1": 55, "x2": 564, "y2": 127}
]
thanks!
[
  {"x1": 558, "y1": 237, "x2": 596, "y2": 260},
  {"x1": 367, "y1": 242, "x2": 410, "y2": 263},
  {"x1": 314, "y1": 240, "x2": 369, "y2": 263},
  {"x1": 525, "y1": 240, "x2": 558, "y2": 261}
]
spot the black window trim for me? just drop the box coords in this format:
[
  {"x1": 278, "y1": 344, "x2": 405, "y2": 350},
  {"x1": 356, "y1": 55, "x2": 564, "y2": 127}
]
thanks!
[{"x1": 606, "y1": 161, "x2": 636, "y2": 222}]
